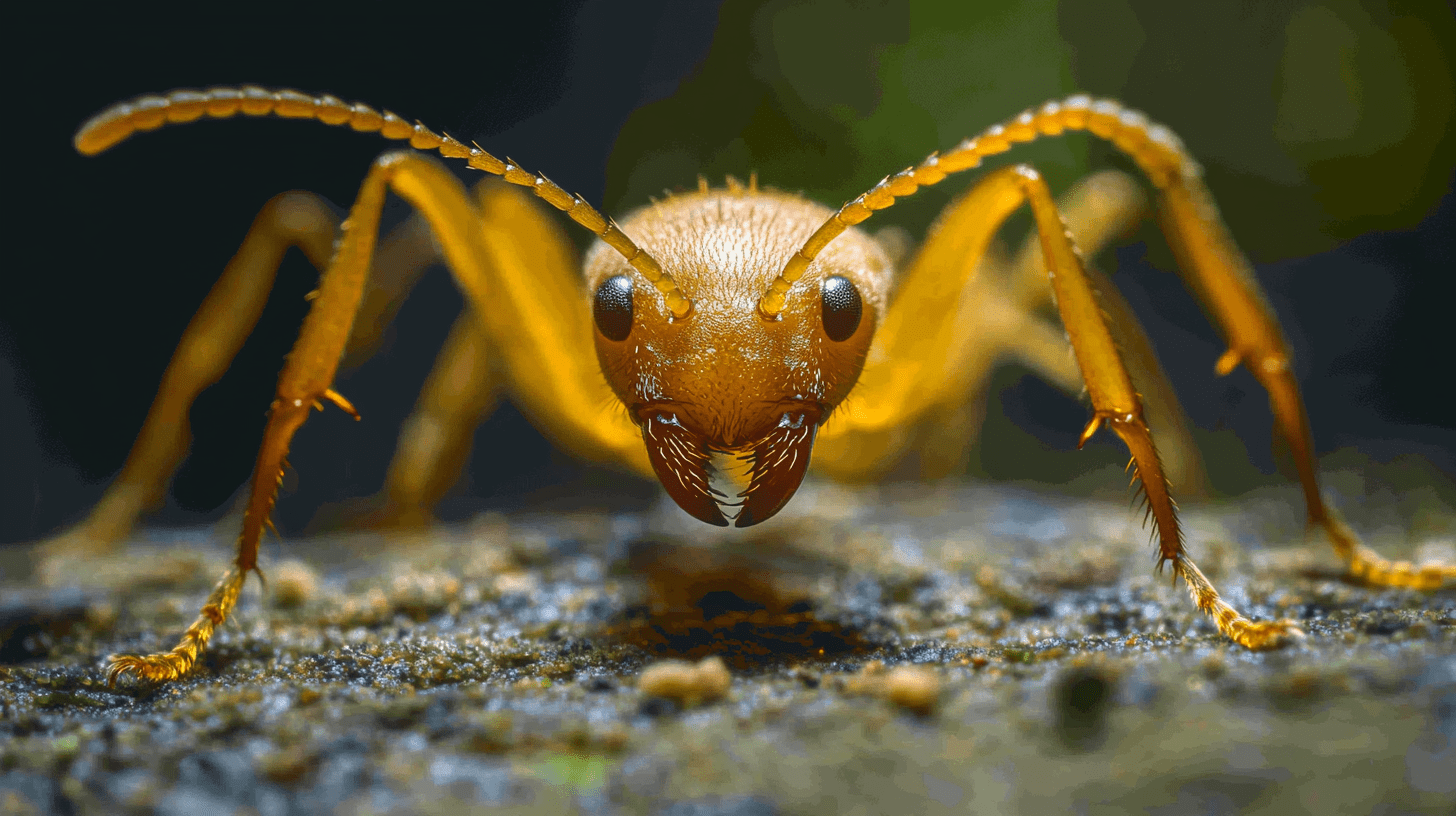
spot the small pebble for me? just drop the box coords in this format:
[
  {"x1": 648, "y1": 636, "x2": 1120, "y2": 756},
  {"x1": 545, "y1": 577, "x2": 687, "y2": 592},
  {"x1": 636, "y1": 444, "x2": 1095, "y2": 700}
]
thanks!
[
  {"x1": 884, "y1": 665, "x2": 940, "y2": 715},
  {"x1": 637, "y1": 656, "x2": 731, "y2": 707},
  {"x1": 271, "y1": 560, "x2": 319, "y2": 609},
  {"x1": 842, "y1": 663, "x2": 941, "y2": 716},
  {"x1": 1200, "y1": 652, "x2": 1227, "y2": 679}
]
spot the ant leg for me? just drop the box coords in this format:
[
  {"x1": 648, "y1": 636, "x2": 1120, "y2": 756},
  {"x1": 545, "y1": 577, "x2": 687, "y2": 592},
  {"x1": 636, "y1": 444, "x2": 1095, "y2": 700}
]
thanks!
[
  {"x1": 818, "y1": 170, "x2": 1201, "y2": 494},
  {"x1": 35, "y1": 192, "x2": 338, "y2": 569},
  {"x1": 374, "y1": 311, "x2": 501, "y2": 527},
  {"x1": 312, "y1": 308, "x2": 504, "y2": 531},
  {"x1": 354, "y1": 179, "x2": 656, "y2": 528},
  {"x1": 337, "y1": 208, "x2": 495, "y2": 529},
  {"x1": 39, "y1": 190, "x2": 470, "y2": 565},
  {"x1": 1005, "y1": 171, "x2": 1208, "y2": 496},
  {"x1": 917, "y1": 169, "x2": 1204, "y2": 488},
  {"x1": 830, "y1": 164, "x2": 1299, "y2": 649},
  {"x1": 818, "y1": 165, "x2": 1089, "y2": 479},
  {"x1": 1155, "y1": 173, "x2": 1455, "y2": 589},
  {"x1": 1009, "y1": 163, "x2": 1302, "y2": 649},
  {"x1": 1006, "y1": 170, "x2": 1148, "y2": 304},
  {"x1": 340, "y1": 210, "x2": 442, "y2": 369},
  {"x1": 819, "y1": 160, "x2": 1064, "y2": 476},
  {"x1": 889, "y1": 276, "x2": 1082, "y2": 481},
  {"x1": 107, "y1": 153, "x2": 640, "y2": 684},
  {"x1": 315, "y1": 202, "x2": 495, "y2": 531},
  {"x1": 803, "y1": 93, "x2": 1447, "y2": 591}
]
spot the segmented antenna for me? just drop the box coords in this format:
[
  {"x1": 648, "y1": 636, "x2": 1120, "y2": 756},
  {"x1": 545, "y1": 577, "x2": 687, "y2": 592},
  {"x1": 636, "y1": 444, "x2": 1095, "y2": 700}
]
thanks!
[
  {"x1": 75, "y1": 86, "x2": 692, "y2": 318},
  {"x1": 759, "y1": 95, "x2": 1197, "y2": 318}
]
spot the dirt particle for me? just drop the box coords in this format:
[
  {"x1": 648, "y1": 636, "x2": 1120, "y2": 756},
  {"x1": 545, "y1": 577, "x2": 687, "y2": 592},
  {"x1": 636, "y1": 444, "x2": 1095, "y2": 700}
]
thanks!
[
  {"x1": 884, "y1": 665, "x2": 941, "y2": 715},
  {"x1": 1361, "y1": 615, "x2": 1409, "y2": 637},
  {"x1": 839, "y1": 661, "x2": 885, "y2": 695},
  {"x1": 977, "y1": 565, "x2": 1049, "y2": 617},
  {"x1": 637, "y1": 655, "x2": 731, "y2": 707},
  {"x1": 1276, "y1": 669, "x2": 1323, "y2": 701},
  {"x1": 1200, "y1": 652, "x2": 1227, "y2": 679},
  {"x1": 259, "y1": 745, "x2": 315, "y2": 784},
  {"x1": 598, "y1": 724, "x2": 630, "y2": 752},
  {"x1": 271, "y1": 560, "x2": 319, "y2": 609},
  {"x1": 840, "y1": 662, "x2": 940, "y2": 715},
  {"x1": 464, "y1": 712, "x2": 514, "y2": 754}
]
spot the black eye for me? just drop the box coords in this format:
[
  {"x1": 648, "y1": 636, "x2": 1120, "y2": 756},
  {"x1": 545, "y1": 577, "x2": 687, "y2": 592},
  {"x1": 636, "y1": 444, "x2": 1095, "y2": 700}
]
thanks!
[
  {"x1": 593, "y1": 275, "x2": 634, "y2": 341},
  {"x1": 820, "y1": 275, "x2": 862, "y2": 342}
]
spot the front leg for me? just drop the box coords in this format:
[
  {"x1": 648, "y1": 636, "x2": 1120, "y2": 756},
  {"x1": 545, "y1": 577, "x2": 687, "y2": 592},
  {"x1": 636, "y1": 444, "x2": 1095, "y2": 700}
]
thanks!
[{"x1": 1007, "y1": 162, "x2": 1301, "y2": 648}]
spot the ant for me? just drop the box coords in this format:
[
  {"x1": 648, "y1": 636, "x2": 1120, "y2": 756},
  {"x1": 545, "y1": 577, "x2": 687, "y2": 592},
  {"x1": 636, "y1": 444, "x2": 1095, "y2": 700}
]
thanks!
[{"x1": 57, "y1": 87, "x2": 1453, "y2": 684}]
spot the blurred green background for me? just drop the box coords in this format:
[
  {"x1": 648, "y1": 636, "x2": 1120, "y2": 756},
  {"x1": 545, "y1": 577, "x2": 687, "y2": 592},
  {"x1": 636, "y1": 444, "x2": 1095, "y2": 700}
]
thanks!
[{"x1": 610, "y1": 0, "x2": 1454, "y2": 259}]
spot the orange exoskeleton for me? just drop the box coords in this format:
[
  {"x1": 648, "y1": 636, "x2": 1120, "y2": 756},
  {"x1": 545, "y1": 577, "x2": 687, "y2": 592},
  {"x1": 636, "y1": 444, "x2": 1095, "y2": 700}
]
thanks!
[{"x1": 56, "y1": 86, "x2": 1451, "y2": 684}]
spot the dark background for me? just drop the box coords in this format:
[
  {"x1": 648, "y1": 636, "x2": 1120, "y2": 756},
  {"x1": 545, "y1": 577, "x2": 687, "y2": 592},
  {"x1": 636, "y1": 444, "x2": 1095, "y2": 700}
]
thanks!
[{"x1": 3, "y1": 1, "x2": 1453, "y2": 544}]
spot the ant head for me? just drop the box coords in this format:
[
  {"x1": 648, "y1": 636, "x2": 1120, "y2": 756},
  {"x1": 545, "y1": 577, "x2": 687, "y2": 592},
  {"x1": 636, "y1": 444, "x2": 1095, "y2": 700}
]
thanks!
[{"x1": 586, "y1": 188, "x2": 891, "y2": 527}]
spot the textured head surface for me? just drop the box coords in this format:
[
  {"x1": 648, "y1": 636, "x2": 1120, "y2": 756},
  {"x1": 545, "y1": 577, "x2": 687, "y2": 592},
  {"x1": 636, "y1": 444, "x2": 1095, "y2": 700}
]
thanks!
[{"x1": 586, "y1": 188, "x2": 893, "y2": 525}]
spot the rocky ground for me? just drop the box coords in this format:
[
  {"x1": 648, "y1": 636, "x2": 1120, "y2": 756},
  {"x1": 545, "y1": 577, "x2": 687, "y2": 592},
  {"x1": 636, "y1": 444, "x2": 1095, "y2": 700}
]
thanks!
[{"x1": 2, "y1": 460, "x2": 1454, "y2": 815}]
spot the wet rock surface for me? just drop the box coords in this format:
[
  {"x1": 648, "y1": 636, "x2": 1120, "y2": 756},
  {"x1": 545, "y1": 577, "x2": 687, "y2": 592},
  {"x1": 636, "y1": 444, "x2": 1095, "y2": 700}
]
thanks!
[{"x1": 2, "y1": 476, "x2": 1454, "y2": 814}]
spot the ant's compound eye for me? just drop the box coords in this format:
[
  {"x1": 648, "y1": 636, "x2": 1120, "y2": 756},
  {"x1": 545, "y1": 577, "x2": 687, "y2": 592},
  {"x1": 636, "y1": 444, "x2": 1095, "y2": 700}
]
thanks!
[
  {"x1": 593, "y1": 275, "x2": 634, "y2": 342},
  {"x1": 820, "y1": 275, "x2": 862, "y2": 342}
]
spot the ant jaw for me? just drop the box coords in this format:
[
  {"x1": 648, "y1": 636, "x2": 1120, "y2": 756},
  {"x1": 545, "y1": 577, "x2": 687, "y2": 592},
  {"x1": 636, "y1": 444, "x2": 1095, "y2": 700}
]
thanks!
[{"x1": 638, "y1": 408, "x2": 819, "y2": 528}]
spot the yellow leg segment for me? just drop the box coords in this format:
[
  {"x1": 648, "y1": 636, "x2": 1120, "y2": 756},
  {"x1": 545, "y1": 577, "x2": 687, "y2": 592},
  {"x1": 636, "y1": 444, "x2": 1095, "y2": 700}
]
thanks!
[
  {"x1": 106, "y1": 155, "x2": 640, "y2": 684},
  {"x1": 1011, "y1": 162, "x2": 1302, "y2": 649},
  {"x1": 818, "y1": 165, "x2": 1063, "y2": 478},
  {"x1": 813, "y1": 94, "x2": 1450, "y2": 593},
  {"x1": 339, "y1": 213, "x2": 442, "y2": 370},
  {"x1": 354, "y1": 310, "x2": 502, "y2": 529},
  {"x1": 367, "y1": 178, "x2": 655, "y2": 529},
  {"x1": 819, "y1": 169, "x2": 1203, "y2": 496},
  {"x1": 38, "y1": 188, "x2": 459, "y2": 562},
  {"x1": 36, "y1": 192, "x2": 338, "y2": 569},
  {"x1": 1155, "y1": 177, "x2": 1455, "y2": 589},
  {"x1": 1007, "y1": 171, "x2": 1207, "y2": 495}
]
